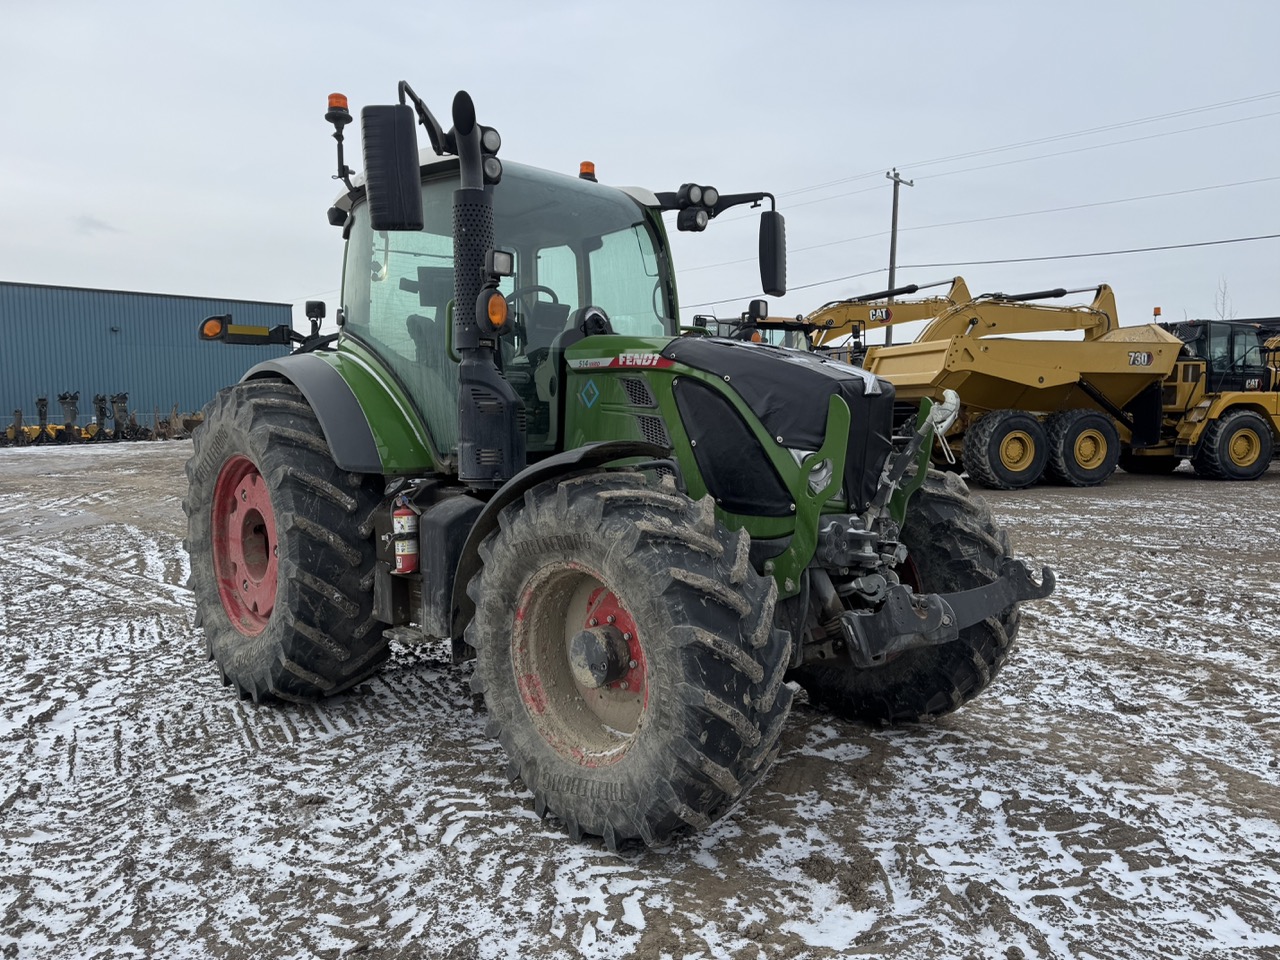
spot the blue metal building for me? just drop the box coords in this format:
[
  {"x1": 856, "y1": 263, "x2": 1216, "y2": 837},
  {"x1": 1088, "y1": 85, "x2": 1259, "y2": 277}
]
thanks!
[{"x1": 0, "y1": 281, "x2": 292, "y2": 427}]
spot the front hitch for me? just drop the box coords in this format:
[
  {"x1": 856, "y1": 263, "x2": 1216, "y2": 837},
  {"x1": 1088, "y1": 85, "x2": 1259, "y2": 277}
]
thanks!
[{"x1": 838, "y1": 560, "x2": 1055, "y2": 668}]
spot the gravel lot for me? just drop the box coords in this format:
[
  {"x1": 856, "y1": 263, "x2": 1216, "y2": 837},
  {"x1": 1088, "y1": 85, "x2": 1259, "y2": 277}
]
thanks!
[{"x1": 1, "y1": 442, "x2": 1277, "y2": 959}]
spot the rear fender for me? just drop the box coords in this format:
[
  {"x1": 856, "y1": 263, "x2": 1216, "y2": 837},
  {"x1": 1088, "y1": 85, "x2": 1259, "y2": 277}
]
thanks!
[{"x1": 241, "y1": 352, "x2": 437, "y2": 475}]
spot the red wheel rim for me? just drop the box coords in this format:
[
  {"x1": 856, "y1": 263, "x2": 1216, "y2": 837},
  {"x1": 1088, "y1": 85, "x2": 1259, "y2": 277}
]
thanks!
[
  {"x1": 511, "y1": 564, "x2": 649, "y2": 767},
  {"x1": 211, "y1": 455, "x2": 278, "y2": 636}
]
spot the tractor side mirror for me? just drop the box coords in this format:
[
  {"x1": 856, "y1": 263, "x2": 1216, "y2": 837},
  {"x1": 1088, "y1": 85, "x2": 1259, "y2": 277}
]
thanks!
[
  {"x1": 361, "y1": 105, "x2": 424, "y2": 231},
  {"x1": 759, "y1": 210, "x2": 786, "y2": 297}
]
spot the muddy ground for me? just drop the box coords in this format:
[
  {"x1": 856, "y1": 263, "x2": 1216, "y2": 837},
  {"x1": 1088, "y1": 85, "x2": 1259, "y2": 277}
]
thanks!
[{"x1": 0, "y1": 442, "x2": 1277, "y2": 959}]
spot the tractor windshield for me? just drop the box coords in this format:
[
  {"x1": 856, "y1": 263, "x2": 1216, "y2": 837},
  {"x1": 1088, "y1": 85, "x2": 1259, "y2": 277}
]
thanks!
[{"x1": 340, "y1": 161, "x2": 677, "y2": 457}]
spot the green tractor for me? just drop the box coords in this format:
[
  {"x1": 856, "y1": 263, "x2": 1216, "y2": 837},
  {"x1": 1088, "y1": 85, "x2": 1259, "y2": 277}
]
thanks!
[{"x1": 185, "y1": 82, "x2": 1054, "y2": 848}]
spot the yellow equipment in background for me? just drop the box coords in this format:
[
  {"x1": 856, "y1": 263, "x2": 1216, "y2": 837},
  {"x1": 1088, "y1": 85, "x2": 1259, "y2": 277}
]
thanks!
[{"x1": 729, "y1": 281, "x2": 1278, "y2": 488}]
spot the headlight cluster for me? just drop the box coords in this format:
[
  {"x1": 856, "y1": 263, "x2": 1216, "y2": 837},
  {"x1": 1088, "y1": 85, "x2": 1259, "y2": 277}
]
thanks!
[{"x1": 676, "y1": 183, "x2": 719, "y2": 232}]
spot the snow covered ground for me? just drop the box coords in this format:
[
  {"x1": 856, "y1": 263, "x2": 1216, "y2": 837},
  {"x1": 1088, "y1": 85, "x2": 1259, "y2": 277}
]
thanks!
[{"x1": 1, "y1": 443, "x2": 1277, "y2": 959}]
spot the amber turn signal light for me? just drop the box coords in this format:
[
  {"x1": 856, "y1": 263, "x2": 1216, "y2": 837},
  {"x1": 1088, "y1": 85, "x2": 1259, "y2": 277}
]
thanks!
[{"x1": 486, "y1": 291, "x2": 509, "y2": 329}]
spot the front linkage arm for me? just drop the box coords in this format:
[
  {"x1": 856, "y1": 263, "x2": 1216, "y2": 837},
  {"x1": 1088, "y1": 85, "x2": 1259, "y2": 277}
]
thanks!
[{"x1": 838, "y1": 559, "x2": 1055, "y2": 668}]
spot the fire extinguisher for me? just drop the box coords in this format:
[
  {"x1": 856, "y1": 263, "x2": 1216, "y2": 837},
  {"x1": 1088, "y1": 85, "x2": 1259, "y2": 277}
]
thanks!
[{"x1": 391, "y1": 496, "x2": 419, "y2": 575}]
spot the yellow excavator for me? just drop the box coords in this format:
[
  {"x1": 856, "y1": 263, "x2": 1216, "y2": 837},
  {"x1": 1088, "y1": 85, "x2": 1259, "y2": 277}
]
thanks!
[
  {"x1": 803, "y1": 276, "x2": 1123, "y2": 358},
  {"x1": 802, "y1": 277, "x2": 973, "y2": 355}
]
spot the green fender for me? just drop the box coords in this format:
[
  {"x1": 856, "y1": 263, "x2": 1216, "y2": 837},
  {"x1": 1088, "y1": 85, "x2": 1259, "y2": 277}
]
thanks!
[{"x1": 242, "y1": 347, "x2": 439, "y2": 475}]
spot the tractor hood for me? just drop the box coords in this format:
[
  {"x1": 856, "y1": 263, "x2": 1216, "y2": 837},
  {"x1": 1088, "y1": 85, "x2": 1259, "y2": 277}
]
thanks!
[{"x1": 661, "y1": 337, "x2": 895, "y2": 513}]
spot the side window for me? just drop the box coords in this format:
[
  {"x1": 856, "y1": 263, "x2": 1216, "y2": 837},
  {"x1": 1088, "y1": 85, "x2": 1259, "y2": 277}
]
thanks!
[
  {"x1": 536, "y1": 245, "x2": 579, "y2": 307},
  {"x1": 1207, "y1": 326, "x2": 1231, "y2": 365},
  {"x1": 369, "y1": 232, "x2": 453, "y2": 365},
  {"x1": 587, "y1": 225, "x2": 668, "y2": 338},
  {"x1": 1232, "y1": 331, "x2": 1260, "y2": 367},
  {"x1": 520, "y1": 244, "x2": 578, "y2": 351},
  {"x1": 340, "y1": 176, "x2": 462, "y2": 455}
]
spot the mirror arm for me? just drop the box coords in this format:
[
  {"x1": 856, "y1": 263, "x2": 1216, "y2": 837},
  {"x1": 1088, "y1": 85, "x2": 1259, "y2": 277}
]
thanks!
[
  {"x1": 709, "y1": 191, "x2": 774, "y2": 218},
  {"x1": 399, "y1": 81, "x2": 455, "y2": 156}
]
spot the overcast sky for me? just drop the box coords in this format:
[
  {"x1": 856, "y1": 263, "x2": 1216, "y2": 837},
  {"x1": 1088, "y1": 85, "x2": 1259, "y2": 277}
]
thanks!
[{"x1": 4, "y1": 0, "x2": 1278, "y2": 343}]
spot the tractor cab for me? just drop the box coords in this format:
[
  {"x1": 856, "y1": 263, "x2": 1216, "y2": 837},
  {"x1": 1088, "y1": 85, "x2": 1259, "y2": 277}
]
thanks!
[{"x1": 338, "y1": 159, "x2": 678, "y2": 458}]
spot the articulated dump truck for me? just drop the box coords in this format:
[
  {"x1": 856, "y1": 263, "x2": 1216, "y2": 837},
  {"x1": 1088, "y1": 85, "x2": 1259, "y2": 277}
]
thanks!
[{"x1": 734, "y1": 284, "x2": 1279, "y2": 488}]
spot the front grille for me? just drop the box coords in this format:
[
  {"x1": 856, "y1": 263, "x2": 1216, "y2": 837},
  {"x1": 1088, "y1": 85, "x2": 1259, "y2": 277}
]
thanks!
[{"x1": 892, "y1": 401, "x2": 920, "y2": 434}]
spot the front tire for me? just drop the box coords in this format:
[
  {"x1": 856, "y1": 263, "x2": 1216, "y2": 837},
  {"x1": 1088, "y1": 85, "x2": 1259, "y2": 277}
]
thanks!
[
  {"x1": 468, "y1": 472, "x2": 792, "y2": 848},
  {"x1": 790, "y1": 470, "x2": 1019, "y2": 723},
  {"x1": 1190, "y1": 409, "x2": 1274, "y2": 481},
  {"x1": 185, "y1": 380, "x2": 390, "y2": 702}
]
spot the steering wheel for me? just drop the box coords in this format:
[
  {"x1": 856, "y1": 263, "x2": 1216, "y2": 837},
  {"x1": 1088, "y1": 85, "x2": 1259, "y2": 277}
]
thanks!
[
  {"x1": 503, "y1": 285, "x2": 561, "y2": 362},
  {"x1": 505, "y1": 284, "x2": 560, "y2": 313}
]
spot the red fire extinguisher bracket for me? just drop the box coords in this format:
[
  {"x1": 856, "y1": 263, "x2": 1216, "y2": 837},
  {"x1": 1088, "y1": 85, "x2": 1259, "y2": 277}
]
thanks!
[{"x1": 391, "y1": 496, "x2": 419, "y2": 575}]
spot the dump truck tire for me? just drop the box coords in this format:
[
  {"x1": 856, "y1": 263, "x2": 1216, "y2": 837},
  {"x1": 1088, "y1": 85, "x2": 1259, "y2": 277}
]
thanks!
[
  {"x1": 1191, "y1": 409, "x2": 1274, "y2": 481},
  {"x1": 1118, "y1": 451, "x2": 1180, "y2": 475},
  {"x1": 789, "y1": 470, "x2": 1018, "y2": 723},
  {"x1": 1045, "y1": 409, "x2": 1120, "y2": 487},
  {"x1": 184, "y1": 380, "x2": 389, "y2": 702},
  {"x1": 963, "y1": 410, "x2": 1047, "y2": 490},
  {"x1": 467, "y1": 472, "x2": 792, "y2": 849}
]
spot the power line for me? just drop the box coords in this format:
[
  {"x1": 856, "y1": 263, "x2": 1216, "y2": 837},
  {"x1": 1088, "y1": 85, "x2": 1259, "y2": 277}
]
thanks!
[
  {"x1": 689, "y1": 232, "x2": 1280, "y2": 309},
  {"x1": 898, "y1": 175, "x2": 1280, "y2": 234},
  {"x1": 777, "y1": 90, "x2": 1280, "y2": 199},
  {"x1": 711, "y1": 108, "x2": 1280, "y2": 225},
  {"x1": 685, "y1": 174, "x2": 1280, "y2": 272},
  {"x1": 683, "y1": 268, "x2": 887, "y2": 310},
  {"x1": 708, "y1": 95, "x2": 1280, "y2": 226},
  {"x1": 899, "y1": 232, "x2": 1280, "y2": 269},
  {"x1": 914, "y1": 110, "x2": 1280, "y2": 184}
]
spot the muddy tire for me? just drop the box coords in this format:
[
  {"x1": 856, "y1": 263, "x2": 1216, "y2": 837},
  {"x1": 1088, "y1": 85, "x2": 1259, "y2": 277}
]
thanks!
[
  {"x1": 467, "y1": 471, "x2": 792, "y2": 848},
  {"x1": 1118, "y1": 451, "x2": 1180, "y2": 475},
  {"x1": 963, "y1": 410, "x2": 1047, "y2": 490},
  {"x1": 1045, "y1": 409, "x2": 1120, "y2": 487},
  {"x1": 184, "y1": 380, "x2": 389, "y2": 702},
  {"x1": 1190, "y1": 409, "x2": 1274, "y2": 481},
  {"x1": 790, "y1": 470, "x2": 1019, "y2": 723}
]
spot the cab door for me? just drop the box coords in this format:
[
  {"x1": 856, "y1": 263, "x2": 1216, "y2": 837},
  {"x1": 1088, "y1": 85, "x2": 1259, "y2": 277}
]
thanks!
[{"x1": 1210, "y1": 325, "x2": 1267, "y2": 393}]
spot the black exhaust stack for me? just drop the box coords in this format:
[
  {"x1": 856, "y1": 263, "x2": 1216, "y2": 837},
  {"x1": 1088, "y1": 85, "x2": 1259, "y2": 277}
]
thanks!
[{"x1": 449, "y1": 92, "x2": 525, "y2": 489}]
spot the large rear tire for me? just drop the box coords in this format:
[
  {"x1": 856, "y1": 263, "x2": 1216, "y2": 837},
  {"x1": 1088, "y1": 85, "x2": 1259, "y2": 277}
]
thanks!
[
  {"x1": 468, "y1": 472, "x2": 792, "y2": 848},
  {"x1": 1045, "y1": 409, "x2": 1120, "y2": 487},
  {"x1": 185, "y1": 381, "x2": 390, "y2": 702},
  {"x1": 963, "y1": 410, "x2": 1047, "y2": 490},
  {"x1": 1190, "y1": 409, "x2": 1274, "y2": 481},
  {"x1": 789, "y1": 470, "x2": 1019, "y2": 723}
]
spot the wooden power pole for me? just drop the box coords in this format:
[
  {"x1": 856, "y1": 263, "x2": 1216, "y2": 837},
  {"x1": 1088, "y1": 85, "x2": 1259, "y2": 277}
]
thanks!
[{"x1": 884, "y1": 168, "x2": 914, "y2": 346}]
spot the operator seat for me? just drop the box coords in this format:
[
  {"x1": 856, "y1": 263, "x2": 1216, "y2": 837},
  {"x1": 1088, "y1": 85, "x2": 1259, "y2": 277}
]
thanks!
[
  {"x1": 525, "y1": 300, "x2": 572, "y2": 355},
  {"x1": 534, "y1": 306, "x2": 614, "y2": 416},
  {"x1": 550, "y1": 305, "x2": 614, "y2": 356}
]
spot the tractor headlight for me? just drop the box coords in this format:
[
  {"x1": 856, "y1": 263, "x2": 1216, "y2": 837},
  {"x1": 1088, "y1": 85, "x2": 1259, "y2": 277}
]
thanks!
[{"x1": 677, "y1": 207, "x2": 710, "y2": 232}]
